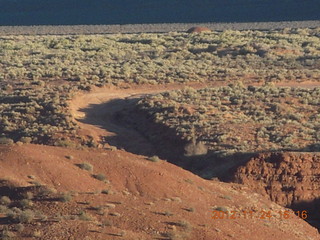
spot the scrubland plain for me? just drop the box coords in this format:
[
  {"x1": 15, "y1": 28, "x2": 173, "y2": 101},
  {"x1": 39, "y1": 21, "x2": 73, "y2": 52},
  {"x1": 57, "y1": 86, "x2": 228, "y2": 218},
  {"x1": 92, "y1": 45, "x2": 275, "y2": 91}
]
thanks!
[{"x1": 0, "y1": 27, "x2": 319, "y2": 239}]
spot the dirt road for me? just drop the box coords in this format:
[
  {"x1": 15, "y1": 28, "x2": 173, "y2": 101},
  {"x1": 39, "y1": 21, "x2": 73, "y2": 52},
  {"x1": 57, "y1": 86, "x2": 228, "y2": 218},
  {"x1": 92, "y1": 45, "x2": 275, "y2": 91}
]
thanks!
[
  {"x1": 69, "y1": 82, "x2": 209, "y2": 155},
  {"x1": 69, "y1": 81, "x2": 320, "y2": 157}
]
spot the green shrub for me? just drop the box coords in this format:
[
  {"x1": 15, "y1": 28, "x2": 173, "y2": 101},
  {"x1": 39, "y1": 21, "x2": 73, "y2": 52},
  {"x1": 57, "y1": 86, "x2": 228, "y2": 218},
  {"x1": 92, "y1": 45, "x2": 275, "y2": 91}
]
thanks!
[
  {"x1": 19, "y1": 137, "x2": 32, "y2": 144},
  {"x1": 18, "y1": 199, "x2": 33, "y2": 209},
  {"x1": 101, "y1": 189, "x2": 112, "y2": 194},
  {"x1": 147, "y1": 156, "x2": 160, "y2": 162},
  {"x1": 0, "y1": 205, "x2": 8, "y2": 214},
  {"x1": 176, "y1": 220, "x2": 192, "y2": 232},
  {"x1": 32, "y1": 230, "x2": 42, "y2": 238},
  {"x1": 78, "y1": 211, "x2": 92, "y2": 221},
  {"x1": 15, "y1": 223, "x2": 25, "y2": 232},
  {"x1": 16, "y1": 209, "x2": 35, "y2": 223},
  {"x1": 57, "y1": 192, "x2": 72, "y2": 202},
  {"x1": 54, "y1": 139, "x2": 76, "y2": 148},
  {"x1": 0, "y1": 137, "x2": 14, "y2": 145},
  {"x1": 93, "y1": 174, "x2": 107, "y2": 181},
  {"x1": 0, "y1": 228, "x2": 16, "y2": 239},
  {"x1": 77, "y1": 162, "x2": 93, "y2": 171},
  {"x1": 0, "y1": 196, "x2": 11, "y2": 206}
]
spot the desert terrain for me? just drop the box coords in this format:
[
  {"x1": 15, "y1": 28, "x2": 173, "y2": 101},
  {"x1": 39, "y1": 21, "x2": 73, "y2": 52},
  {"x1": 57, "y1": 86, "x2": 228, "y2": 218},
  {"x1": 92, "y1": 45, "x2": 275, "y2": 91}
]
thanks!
[{"x1": 0, "y1": 25, "x2": 319, "y2": 239}]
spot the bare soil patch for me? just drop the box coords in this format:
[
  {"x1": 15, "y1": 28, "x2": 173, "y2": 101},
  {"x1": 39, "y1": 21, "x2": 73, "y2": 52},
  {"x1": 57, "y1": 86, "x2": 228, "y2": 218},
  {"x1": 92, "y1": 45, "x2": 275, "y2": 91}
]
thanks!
[{"x1": 0, "y1": 144, "x2": 319, "y2": 239}]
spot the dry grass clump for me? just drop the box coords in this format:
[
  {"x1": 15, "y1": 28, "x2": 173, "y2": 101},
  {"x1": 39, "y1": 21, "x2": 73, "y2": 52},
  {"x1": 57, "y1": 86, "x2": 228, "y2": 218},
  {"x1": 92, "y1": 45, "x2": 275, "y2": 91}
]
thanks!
[
  {"x1": 0, "y1": 227, "x2": 16, "y2": 239},
  {"x1": 175, "y1": 220, "x2": 192, "y2": 232},
  {"x1": 92, "y1": 173, "x2": 107, "y2": 181},
  {"x1": 7, "y1": 209, "x2": 35, "y2": 223},
  {"x1": 163, "y1": 211, "x2": 174, "y2": 216},
  {"x1": 32, "y1": 230, "x2": 42, "y2": 238},
  {"x1": 76, "y1": 162, "x2": 93, "y2": 171},
  {"x1": 16, "y1": 209, "x2": 35, "y2": 223},
  {"x1": 78, "y1": 211, "x2": 92, "y2": 221},
  {"x1": 0, "y1": 137, "x2": 14, "y2": 145},
  {"x1": 18, "y1": 199, "x2": 33, "y2": 209},
  {"x1": 147, "y1": 155, "x2": 160, "y2": 162},
  {"x1": 0, "y1": 196, "x2": 11, "y2": 206},
  {"x1": 57, "y1": 192, "x2": 73, "y2": 202}
]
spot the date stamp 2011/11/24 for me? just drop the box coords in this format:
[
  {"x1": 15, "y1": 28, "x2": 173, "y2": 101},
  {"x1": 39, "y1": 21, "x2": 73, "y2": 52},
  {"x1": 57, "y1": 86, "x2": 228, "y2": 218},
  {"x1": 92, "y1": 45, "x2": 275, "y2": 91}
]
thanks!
[{"x1": 212, "y1": 210, "x2": 308, "y2": 220}]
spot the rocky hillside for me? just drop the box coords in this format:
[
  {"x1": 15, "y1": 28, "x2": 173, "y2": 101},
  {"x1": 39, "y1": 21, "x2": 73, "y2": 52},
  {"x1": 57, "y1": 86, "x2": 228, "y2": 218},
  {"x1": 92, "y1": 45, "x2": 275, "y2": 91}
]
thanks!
[
  {"x1": 0, "y1": 144, "x2": 319, "y2": 239},
  {"x1": 232, "y1": 152, "x2": 320, "y2": 227}
]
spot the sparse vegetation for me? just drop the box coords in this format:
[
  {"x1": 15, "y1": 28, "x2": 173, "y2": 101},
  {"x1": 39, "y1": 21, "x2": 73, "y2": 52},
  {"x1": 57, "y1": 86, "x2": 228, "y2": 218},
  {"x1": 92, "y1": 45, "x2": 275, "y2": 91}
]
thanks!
[
  {"x1": 105, "y1": 203, "x2": 116, "y2": 209},
  {"x1": 0, "y1": 137, "x2": 14, "y2": 145},
  {"x1": 77, "y1": 162, "x2": 93, "y2": 171},
  {"x1": 0, "y1": 196, "x2": 11, "y2": 206},
  {"x1": 0, "y1": 205, "x2": 9, "y2": 214},
  {"x1": 0, "y1": 29, "x2": 319, "y2": 87},
  {"x1": 109, "y1": 212, "x2": 121, "y2": 217},
  {"x1": 15, "y1": 209, "x2": 35, "y2": 223},
  {"x1": 184, "y1": 179, "x2": 194, "y2": 184},
  {"x1": 136, "y1": 85, "x2": 320, "y2": 157},
  {"x1": 147, "y1": 155, "x2": 160, "y2": 162},
  {"x1": 212, "y1": 206, "x2": 229, "y2": 212},
  {"x1": 22, "y1": 191, "x2": 34, "y2": 200},
  {"x1": 220, "y1": 195, "x2": 232, "y2": 200},
  {"x1": 57, "y1": 192, "x2": 73, "y2": 202},
  {"x1": 101, "y1": 189, "x2": 112, "y2": 195},
  {"x1": 18, "y1": 199, "x2": 33, "y2": 209},
  {"x1": 92, "y1": 173, "x2": 107, "y2": 181},
  {"x1": 163, "y1": 211, "x2": 174, "y2": 216},
  {"x1": 162, "y1": 230, "x2": 190, "y2": 240},
  {"x1": 0, "y1": 27, "x2": 319, "y2": 240},
  {"x1": 115, "y1": 230, "x2": 126, "y2": 237},
  {"x1": 0, "y1": 28, "x2": 319, "y2": 147},
  {"x1": 78, "y1": 211, "x2": 92, "y2": 221},
  {"x1": 171, "y1": 197, "x2": 182, "y2": 202},
  {"x1": 14, "y1": 224, "x2": 25, "y2": 233},
  {"x1": 184, "y1": 207, "x2": 195, "y2": 212},
  {"x1": 100, "y1": 219, "x2": 113, "y2": 227},
  {"x1": 32, "y1": 230, "x2": 42, "y2": 238},
  {"x1": 176, "y1": 220, "x2": 192, "y2": 232},
  {"x1": 0, "y1": 227, "x2": 16, "y2": 239}
]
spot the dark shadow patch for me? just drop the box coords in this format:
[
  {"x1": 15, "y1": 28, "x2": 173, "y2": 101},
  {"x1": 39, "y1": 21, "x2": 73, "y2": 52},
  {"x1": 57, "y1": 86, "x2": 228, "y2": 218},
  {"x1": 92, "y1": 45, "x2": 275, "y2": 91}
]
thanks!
[{"x1": 290, "y1": 198, "x2": 320, "y2": 231}]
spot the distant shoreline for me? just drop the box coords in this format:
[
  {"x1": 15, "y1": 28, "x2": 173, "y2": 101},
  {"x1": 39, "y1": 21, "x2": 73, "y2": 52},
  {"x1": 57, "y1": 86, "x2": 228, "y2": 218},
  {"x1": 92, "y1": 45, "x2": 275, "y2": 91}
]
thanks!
[{"x1": 0, "y1": 21, "x2": 319, "y2": 35}]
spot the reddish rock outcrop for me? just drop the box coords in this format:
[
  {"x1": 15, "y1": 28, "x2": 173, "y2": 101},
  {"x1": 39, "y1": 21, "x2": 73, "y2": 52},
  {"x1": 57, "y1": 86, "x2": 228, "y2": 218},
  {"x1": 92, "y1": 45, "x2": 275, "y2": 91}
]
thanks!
[
  {"x1": 233, "y1": 152, "x2": 320, "y2": 214},
  {"x1": 187, "y1": 26, "x2": 211, "y2": 33}
]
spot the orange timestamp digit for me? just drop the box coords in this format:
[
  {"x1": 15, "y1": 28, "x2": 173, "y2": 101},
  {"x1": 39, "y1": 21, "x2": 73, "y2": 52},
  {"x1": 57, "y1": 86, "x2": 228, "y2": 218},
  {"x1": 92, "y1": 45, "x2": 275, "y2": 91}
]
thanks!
[
  {"x1": 212, "y1": 210, "x2": 227, "y2": 219},
  {"x1": 279, "y1": 210, "x2": 308, "y2": 219},
  {"x1": 299, "y1": 210, "x2": 308, "y2": 219},
  {"x1": 294, "y1": 210, "x2": 308, "y2": 219},
  {"x1": 211, "y1": 209, "x2": 308, "y2": 220},
  {"x1": 211, "y1": 210, "x2": 236, "y2": 219},
  {"x1": 259, "y1": 210, "x2": 272, "y2": 219}
]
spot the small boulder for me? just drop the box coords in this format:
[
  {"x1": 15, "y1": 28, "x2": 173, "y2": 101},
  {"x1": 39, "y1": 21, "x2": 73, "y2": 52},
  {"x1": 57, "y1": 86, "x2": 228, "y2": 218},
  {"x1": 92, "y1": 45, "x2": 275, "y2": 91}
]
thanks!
[{"x1": 187, "y1": 26, "x2": 211, "y2": 33}]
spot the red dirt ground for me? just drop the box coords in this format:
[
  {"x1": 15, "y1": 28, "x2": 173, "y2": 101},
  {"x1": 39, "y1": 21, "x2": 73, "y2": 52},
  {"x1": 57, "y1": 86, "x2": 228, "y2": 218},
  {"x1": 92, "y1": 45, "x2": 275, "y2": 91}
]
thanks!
[
  {"x1": 0, "y1": 144, "x2": 319, "y2": 240},
  {"x1": 1, "y1": 81, "x2": 319, "y2": 239}
]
